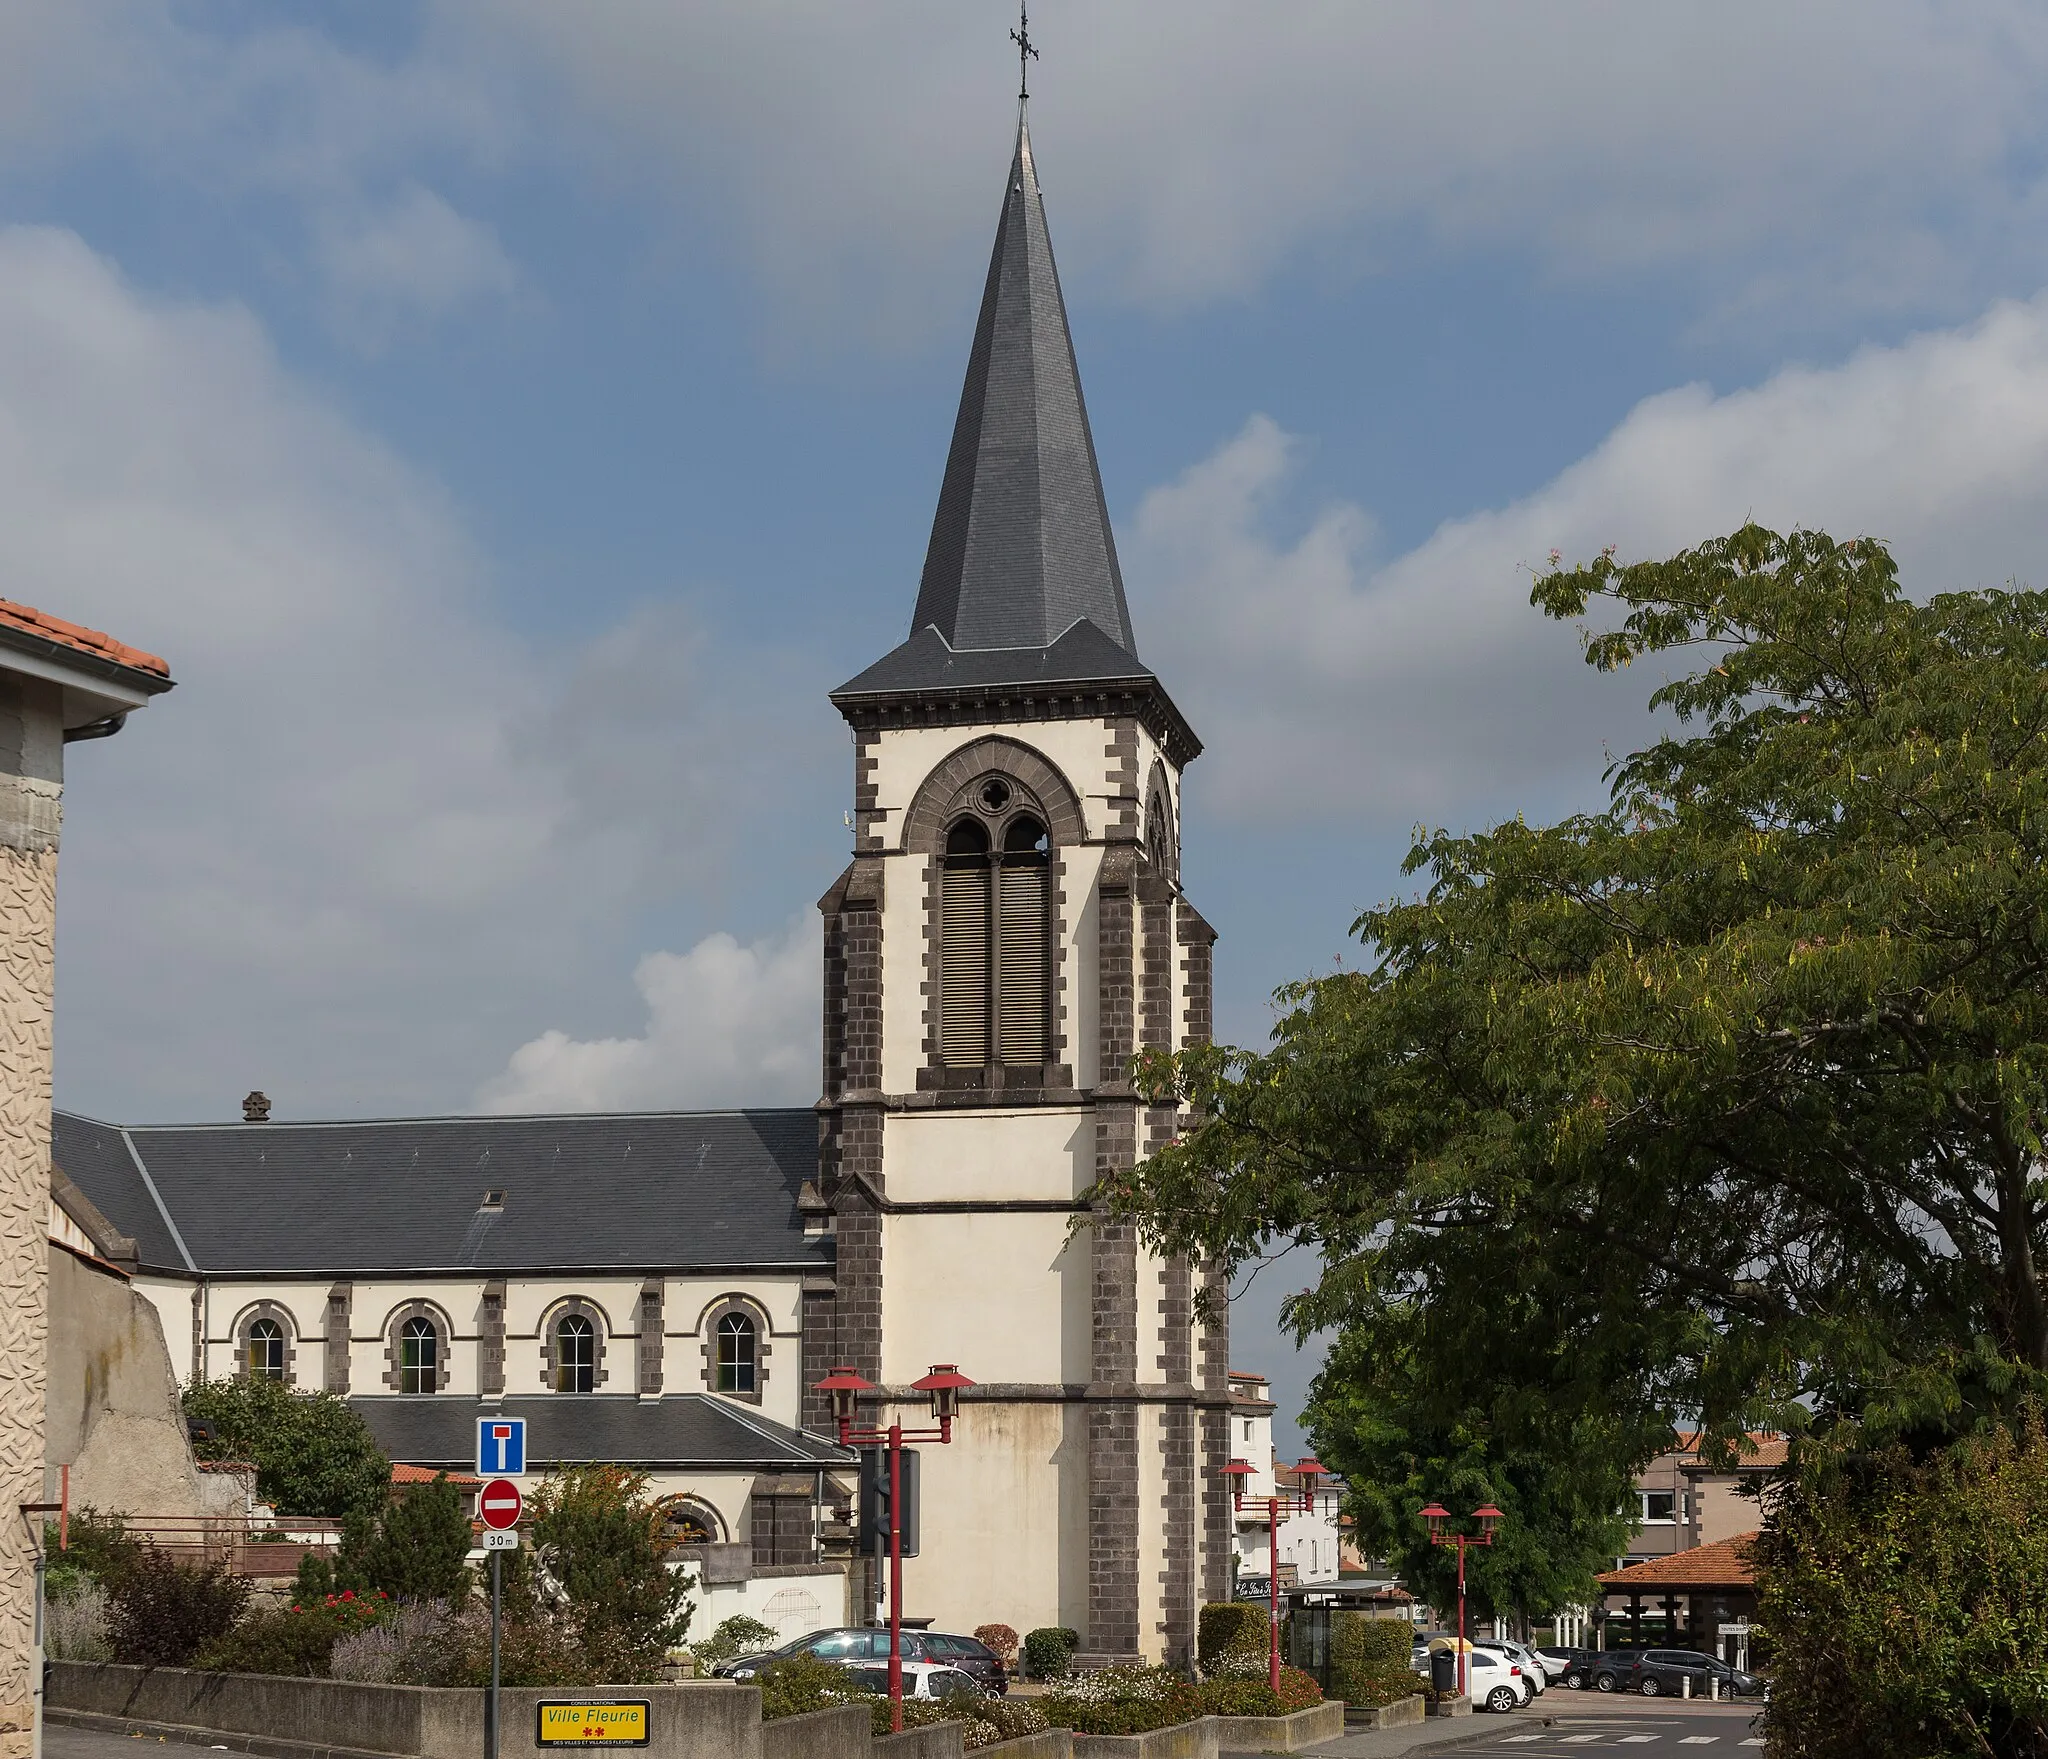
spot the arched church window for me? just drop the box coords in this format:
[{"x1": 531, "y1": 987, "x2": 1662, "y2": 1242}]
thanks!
[
  {"x1": 401, "y1": 1317, "x2": 438, "y2": 1394},
  {"x1": 555, "y1": 1314, "x2": 596, "y2": 1392},
  {"x1": 246, "y1": 1317, "x2": 286, "y2": 1382},
  {"x1": 717, "y1": 1311, "x2": 758, "y2": 1394},
  {"x1": 997, "y1": 816, "x2": 1050, "y2": 1065},
  {"x1": 939, "y1": 811, "x2": 1051, "y2": 1070},
  {"x1": 940, "y1": 820, "x2": 992, "y2": 1066}
]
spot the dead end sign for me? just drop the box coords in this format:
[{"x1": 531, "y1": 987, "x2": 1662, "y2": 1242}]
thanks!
[{"x1": 535, "y1": 1702, "x2": 650, "y2": 1747}]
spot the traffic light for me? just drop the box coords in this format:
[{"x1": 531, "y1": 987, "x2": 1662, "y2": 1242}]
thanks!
[{"x1": 857, "y1": 1448, "x2": 920, "y2": 1558}]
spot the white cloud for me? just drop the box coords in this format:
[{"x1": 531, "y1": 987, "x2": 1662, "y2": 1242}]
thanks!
[
  {"x1": 314, "y1": 185, "x2": 520, "y2": 349},
  {"x1": 474, "y1": 915, "x2": 821, "y2": 1115},
  {"x1": 1132, "y1": 293, "x2": 2048, "y2": 823},
  {"x1": 455, "y1": 0, "x2": 2048, "y2": 341},
  {"x1": 0, "y1": 225, "x2": 829, "y2": 1120}
]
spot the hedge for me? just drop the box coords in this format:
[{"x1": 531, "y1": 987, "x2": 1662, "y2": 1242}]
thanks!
[
  {"x1": 1021, "y1": 1626, "x2": 1080, "y2": 1680},
  {"x1": 1197, "y1": 1602, "x2": 1267, "y2": 1676},
  {"x1": 1328, "y1": 1613, "x2": 1416, "y2": 1709}
]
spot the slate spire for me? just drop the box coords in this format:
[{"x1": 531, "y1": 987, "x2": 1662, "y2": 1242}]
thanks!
[{"x1": 910, "y1": 111, "x2": 1138, "y2": 660}]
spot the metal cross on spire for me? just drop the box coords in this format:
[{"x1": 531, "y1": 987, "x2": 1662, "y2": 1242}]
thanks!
[{"x1": 1011, "y1": 1, "x2": 1038, "y2": 103}]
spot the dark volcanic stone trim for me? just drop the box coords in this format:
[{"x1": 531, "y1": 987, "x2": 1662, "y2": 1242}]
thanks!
[
  {"x1": 1097, "y1": 853, "x2": 1135, "y2": 1088},
  {"x1": 638, "y1": 1279, "x2": 664, "y2": 1395},
  {"x1": 324, "y1": 1283, "x2": 351, "y2": 1394},
  {"x1": 479, "y1": 1281, "x2": 506, "y2": 1397},
  {"x1": 321, "y1": 1285, "x2": 350, "y2": 1392},
  {"x1": 800, "y1": 1282, "x2": 838, "y2": 1431},
  {"x1": 380, "y1": 1299, "x2": 453, "y2": 1394},
  {"x1": 1089, "y1": 1100, "x2": 1141, "y2": 1657},
  {"x1": 539, "y1": 1295, "x2": 612, "y2": 1392},
  {"x1": 900, "y1": 736, "x2": 1087, "y2": 853},
  {"x1": 1162, "y1": 1400, "x2": 1197, "y2": 1668},
  {"x1": 697, "y1": 1292, "x2": 773, "y2": 1404},
  {"x1": 1201, "y1": 1402, "x2": 1233, "y2": 1605},
  {"x1": 231, "y1": 1299, "x2": 299, "y2": 1387},
  {"x1": 1105, "y1": 721, "x2": 1141, "y2": 838},
  {"x1": 1143, "y1": 758, "x2": 1178, "y2": 884},
  {"x1": 833, "y1": 1189, "x2": 885, "y2": 1383},
  {"x1": 1141, "y1": 893, "x2": 1172, "y2": 1055},
  {"x1": 835, "y1": 682, "x2": 1201, "y2": 771},
  {"x1": 854, "y1": 732, "x2": 884, "y2": 855},
  {"x1": 1178, "y1": 902, "x2": 1215, "y2": 1052}
]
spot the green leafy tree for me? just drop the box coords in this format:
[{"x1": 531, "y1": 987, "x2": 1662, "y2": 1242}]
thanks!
[
  {"x1": 1098, "y1": 523, "x2": 2048, "y2": 1463},
  {"x1": 1305, "y1": 1329, "x2": 1638, "y2": 1625},
  {"x1": 182, "y1": 1378, "x2": 390, "y2": 1520},
  {"x1": 525, "y1": 1465, "x2": 692, "y2": 1674},
  {"x1": 355, "y1": 1477, "x2": 474, "y2": 1603}
]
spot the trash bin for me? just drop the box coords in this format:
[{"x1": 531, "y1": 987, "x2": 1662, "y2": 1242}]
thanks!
[{"x1": 1431, "y1": 1650, "x2": 1459, "y2": 1695}]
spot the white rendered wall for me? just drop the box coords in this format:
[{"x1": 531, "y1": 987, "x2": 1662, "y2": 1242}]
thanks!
[
  {"x1": 883, "y1": 1110, "x2": 1092, "y2": 1205},
  {"x1": 880, "y1": 1211, "x2": 1090, "y2": 1387}
]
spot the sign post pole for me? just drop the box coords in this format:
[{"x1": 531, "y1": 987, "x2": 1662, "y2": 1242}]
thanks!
[{"x1": 488, "y1": 1547, "x2": 502, "y2": 1759}]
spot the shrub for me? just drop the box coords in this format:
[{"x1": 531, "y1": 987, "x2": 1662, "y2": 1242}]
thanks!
[
  {"x1": 1021, "y1": 1626, "x2": 1080, "y2": 1680},
  {"x1": 757, "y1": 1653, "x2": 860, "y2": 1720},
  {"x1": 1040, "y1": 1664, "x2": 1203, "y2": 1735},
  {"x1": 1198, "y1": 1602, "x2": 1268, "y2": 1677},
  {"x1": 45, "y1": 1512, "x2": 143, "y2": 1592},
  {"x1": 107, "y1": 1550, "x2": 250, "y2": 1667},
  {"x1": 966, "y1": 1696, "x2": 1048, "y2": 1744},
  {"x1": 1755, "y1": 1415, "x2": 2048, "y2": 1758},
  {"x1": 1197, "y1": 1668, "x2": 1323, "y2": 1716},
  {"x1": 973, "y1": 1623, "x2": 1019, "y2": 1667},
  {"x1": 43, "y1": 1574, "x2": 111, "y2": 1662},
  {"x1": 195, "y1": 1591, "x2": 389, "y2": 1678},
  {"x1": 525, "y1": 1466, "x2": 693, "y2": 1676},
  {"x1": 182, "y1": 1378, "x2": 390, "y2": 1522},
  {"x1": 356, "y1": 1477, "x2": 473, "y2": 1603},
  {"x1": 330, "y1": 1601, "x2": 463, "y2": 1685},
  {"x1": 1328, "y1": 1613, "x2": 1417, "y2": 1708},
  {"x1": 694, "y1": 1614, "x2": 779, "y2": 1666}
]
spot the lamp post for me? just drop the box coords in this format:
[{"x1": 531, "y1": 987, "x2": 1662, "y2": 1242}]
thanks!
[
  {"x1": 815, "y1": 1363, "x2": 974, "y2": 1731},
  {"x1": 1419, "y1": 1502, "x2": 1505, "y2": 1699},
  {"x1": 1220, "y1": 1457, "x2": 1330, "y2": 1691}
]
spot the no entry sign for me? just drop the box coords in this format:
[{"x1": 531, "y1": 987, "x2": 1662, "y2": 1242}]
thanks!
[{"x1": 480, "y1": 1477, "x2": 523, "y2": 1531}]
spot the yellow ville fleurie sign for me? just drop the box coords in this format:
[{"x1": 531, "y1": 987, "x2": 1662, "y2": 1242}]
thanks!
[{"x1": 534, "y1": 1701, "x2": 651, "y2": 1747}]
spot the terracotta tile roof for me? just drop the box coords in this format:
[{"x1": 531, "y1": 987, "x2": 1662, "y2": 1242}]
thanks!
[
  {"x1": 1598, "y1": 1532, "x2": 1758, "y2": 1591},
  {"x1": 0, "y1": 599, "x2": 168, "y2": 680},
  {"x1": 1674, "y1": 1431, "x2": 1788, "y2": 1471},
  {"x1": 391, "y1": 1463, "x2": 482, "y2": 1488}
]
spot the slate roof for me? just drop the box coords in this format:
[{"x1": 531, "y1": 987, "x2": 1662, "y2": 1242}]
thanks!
[
  {"x1": 353, "y1": 1395, "x2": 852, "y2": 1471},
  {"x1": 845, "y1": 114, "x2": 1138, "y2": 703},
  {"x1": 50, "y1": 1108, "x2": 825, "y2": 1277},
  {"x1": 832, "y1": 618, "x2": 1155, "y2": 700}
]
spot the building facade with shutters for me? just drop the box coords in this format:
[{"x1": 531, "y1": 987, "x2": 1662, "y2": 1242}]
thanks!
[{"x1": 52, "y1": 105, "x2": 1228, "y2": 1667}]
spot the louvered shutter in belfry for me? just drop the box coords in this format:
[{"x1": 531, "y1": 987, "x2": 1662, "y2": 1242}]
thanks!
[
  {"x1": 940, "y1": 858, "x2": 992, "y2": 1066},
  {"x1": 997, "y1": 858, "x2": 1049, "y2": 1065}
]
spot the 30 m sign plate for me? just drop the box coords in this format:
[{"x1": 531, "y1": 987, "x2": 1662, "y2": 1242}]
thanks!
[{"x1": 535, "y1": 1702, "x2": 650, "y2": 1747}]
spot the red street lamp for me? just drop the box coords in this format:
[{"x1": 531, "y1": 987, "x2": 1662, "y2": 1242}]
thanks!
[
  {"x1": 1421, "y1": 1503, "x2": 1506, "y2": 1699},
  {"x1": 814, "y1": 1364, "x2": 976, "y2": 1730},
  {"x1": 1221, "y1": 1457, "x2": 1331, "y2": 1691}
]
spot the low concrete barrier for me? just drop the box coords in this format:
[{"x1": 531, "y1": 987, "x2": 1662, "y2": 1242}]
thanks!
[
  {"x1": 981, "y1": 1732, "x2": 1070, "y2": 1759},
  {"x1": 1343, "y1": 1695, "x2": 1424, "y2": 1729},
  {"x1": 871, "y1": 1723, "x2": 965, "y2": 1759},
  {"x1": 1067, "y1": 1721, "x2": 1217, "y2": 1759},
  {"x1": 761, "y1": 1706, "x2": 871, "y2": 1759},
  {"x1": 49, "y1": 1664, "x2": 765, "y2": 1759},
  {"x1": 1205, "y1": 1703, "x2": 1345, "y2": 1751}
]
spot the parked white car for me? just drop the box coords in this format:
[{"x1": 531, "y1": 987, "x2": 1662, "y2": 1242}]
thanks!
[
  {"x1": 1462, "y1": 1648, "x2": 1531, "y2": 1713},
  {"x1": 838, "y1": 1661, "x2": 988, "y2": 1701},
  {"x1": 1478, "y1": 1639, "x2": 1548, "y2": 1695}
]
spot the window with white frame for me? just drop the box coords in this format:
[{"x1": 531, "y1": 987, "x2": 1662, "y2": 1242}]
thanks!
[{"x1": 1639, "y1": 1490, "x2": 1679, "y2": 1523}]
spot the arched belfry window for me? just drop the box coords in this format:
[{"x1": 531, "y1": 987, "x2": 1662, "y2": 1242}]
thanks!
[
  {"x1": 941, "y1": 820, "x2": 992, "y2": 1066},
  {"x1": 717, "y1": 1311, "x2": 758, "y2": 1394},
  {"x1": 555, "y1": 1314, "x2": 596, "y2": 1392},
  {"x1": 998, "y1": 817, "x2": 1051, "y2": 1065},
  {"x1": 939, "y1": 805, "x2": 1050, "y2": 1070}
]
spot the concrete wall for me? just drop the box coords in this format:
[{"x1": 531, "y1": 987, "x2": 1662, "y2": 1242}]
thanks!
[
  {"x1": 689, "y1": 1562, "x2": 851, "y2": 1645},
  {"x1": 761, "y1": 1704, "x2": 870, "y2": 1759},
  {"x1": 0, "y1": 677, "x2": 62, "y2": 1758},
  {"x1": 43, "y1": 1244, "x2": 211, "y2": 1518},
  {"x1": 51, "y1": 1664, "x2": 767, "y2": 1759},
  {"x1": 872, "y1": 1722, "x2": 964, "y2": 1759}
]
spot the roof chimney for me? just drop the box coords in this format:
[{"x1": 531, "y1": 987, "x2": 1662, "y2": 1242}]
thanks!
[{"x1": 242, "y1": 1090, "x2": 271, "y2": 1123}]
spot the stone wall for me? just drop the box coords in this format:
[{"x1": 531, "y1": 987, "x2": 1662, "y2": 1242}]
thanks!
[{"x1": 0, "y1": 676, "x2": 61, "y2": 1757}]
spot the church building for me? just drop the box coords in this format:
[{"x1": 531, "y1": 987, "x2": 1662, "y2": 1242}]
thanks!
[{"x1": 51, "y1": 108, "x2": 1229, "y2": 1668}]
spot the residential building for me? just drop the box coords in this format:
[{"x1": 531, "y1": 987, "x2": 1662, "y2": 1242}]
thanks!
[{"x1": 0, "y1": 598, "x2": 171, "y2": 1759}]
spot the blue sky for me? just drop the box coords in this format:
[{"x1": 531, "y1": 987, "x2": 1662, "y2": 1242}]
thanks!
[{"x1": 19, "y1": 3, "x2": 2048, "y2": 1450}]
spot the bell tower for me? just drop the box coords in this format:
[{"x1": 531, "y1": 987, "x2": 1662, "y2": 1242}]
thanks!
[{"x1": 811, "y1": 110, "x2": 1230, "y2": 1666}]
